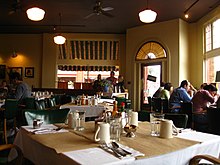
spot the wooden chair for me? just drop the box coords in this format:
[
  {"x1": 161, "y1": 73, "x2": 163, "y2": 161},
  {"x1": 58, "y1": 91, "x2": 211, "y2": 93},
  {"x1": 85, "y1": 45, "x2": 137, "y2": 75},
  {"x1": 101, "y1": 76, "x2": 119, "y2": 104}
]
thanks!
[
  {"x1": 0, "y1": 144, "x2": 23, "y2": 164},
  {"x1": 82, "y1": 83, "x2": 93, "y2": 90},
  {"x1": 23, "y1": 108, "x2": 70, "y2": 126},
  {"x1": 189, "y1": 154, "x2": 220, "y2": 165},
  {"x1": 2, "y1": 99, "x2": 19, "y2": 144}
]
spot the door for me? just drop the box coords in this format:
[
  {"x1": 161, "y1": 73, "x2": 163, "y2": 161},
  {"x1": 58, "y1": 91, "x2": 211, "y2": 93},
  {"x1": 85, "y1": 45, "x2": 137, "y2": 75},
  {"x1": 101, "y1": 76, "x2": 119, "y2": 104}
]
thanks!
[{"x1": 141, "y1": 62, "x2": 162, "y2": 110}]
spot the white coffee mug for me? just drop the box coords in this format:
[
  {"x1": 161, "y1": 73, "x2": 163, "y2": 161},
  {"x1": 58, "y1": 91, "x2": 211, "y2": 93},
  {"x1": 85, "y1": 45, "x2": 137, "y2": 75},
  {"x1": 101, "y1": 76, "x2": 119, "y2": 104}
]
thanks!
[
  {"x1": 94, "y1": 122, "x2": 110, "y2": 143},
  {"x1": 160, "y1": 119, "x2": 178, "y2": 139}
]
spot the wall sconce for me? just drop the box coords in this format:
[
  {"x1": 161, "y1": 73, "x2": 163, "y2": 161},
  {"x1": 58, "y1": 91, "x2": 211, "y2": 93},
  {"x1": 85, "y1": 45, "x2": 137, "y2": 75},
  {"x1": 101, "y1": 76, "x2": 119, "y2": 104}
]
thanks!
[
  {"x1": 11, "y1": 51, "x2": 18, "y2": 58},
  {"x1": 26, "y1": 7, "x2": 45, "y2": 21}
]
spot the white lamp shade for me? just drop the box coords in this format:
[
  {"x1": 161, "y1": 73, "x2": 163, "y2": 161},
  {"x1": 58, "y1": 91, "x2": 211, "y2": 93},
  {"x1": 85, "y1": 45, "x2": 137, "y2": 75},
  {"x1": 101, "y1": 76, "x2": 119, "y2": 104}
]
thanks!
[
  {"x1": 54, "y1": 35, "x2": 66, "y2": 45},
  {"x1": 26, "y1": 7, "x2": 45, "y2": 21},
  {"x1": 139, "y1": 9, "x2": 157, "y2": 23}
]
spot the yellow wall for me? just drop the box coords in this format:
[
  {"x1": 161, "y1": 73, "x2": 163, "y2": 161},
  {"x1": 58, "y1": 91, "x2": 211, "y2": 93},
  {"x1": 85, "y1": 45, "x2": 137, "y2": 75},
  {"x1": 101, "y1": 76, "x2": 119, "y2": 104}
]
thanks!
[
  {"x1": 126, "y1": 19, "x2": 183, "y2": 110},
  {"x1": 0, "y1": 34, "x2": 42, "y2": 88}
]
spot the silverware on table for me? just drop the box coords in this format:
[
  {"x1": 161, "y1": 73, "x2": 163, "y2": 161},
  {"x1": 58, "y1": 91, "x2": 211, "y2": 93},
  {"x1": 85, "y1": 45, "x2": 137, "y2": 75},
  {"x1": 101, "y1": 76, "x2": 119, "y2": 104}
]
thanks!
[
  {"x1": 100, "y1": 143, "x2": 123, "y2": 158},
  {"x1": 111, "y1": 142, "x2": 132, "y2": 156}
]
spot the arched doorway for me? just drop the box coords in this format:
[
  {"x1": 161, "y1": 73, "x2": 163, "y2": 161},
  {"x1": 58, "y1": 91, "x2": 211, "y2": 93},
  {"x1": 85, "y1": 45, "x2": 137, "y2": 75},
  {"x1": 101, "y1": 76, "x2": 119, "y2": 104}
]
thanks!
[{"x1": 136, "y1": 41, "x2": 168, "y2": 110}]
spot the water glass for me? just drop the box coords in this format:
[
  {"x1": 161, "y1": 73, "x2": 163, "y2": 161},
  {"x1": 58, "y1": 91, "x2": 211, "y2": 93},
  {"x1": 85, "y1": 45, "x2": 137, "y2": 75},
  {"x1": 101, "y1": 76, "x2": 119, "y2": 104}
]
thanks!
[
  {"x1": 109, "y1": 117, "x2": 121, "y2": 142},
  {"x1": 150, "y1": 113, "x2": 164, "y2": 136}
]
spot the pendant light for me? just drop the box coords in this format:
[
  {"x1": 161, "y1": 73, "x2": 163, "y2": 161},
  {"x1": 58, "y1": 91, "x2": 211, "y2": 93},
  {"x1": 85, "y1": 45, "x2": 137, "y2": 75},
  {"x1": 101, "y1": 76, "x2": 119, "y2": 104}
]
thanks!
[
  {"x1": 54, "y1": 13, "x2": 66, "y2": 45},
  {"x1": 26, "y1": 7, "x2": 45, "y2": 21},
  {"x1": 139, "y1": 0, "x2": 157, "y2": 23}
]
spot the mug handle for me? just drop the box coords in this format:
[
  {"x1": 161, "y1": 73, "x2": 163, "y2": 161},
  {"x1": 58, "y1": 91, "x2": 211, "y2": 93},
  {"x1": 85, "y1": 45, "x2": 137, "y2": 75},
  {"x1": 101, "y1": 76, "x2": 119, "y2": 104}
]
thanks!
[
  {"x1": 172, "y1": 124, "x2": 179, "y2": 136},
  {"x1": 94, "y1": 125, "x2": 100, "y2": 142}
]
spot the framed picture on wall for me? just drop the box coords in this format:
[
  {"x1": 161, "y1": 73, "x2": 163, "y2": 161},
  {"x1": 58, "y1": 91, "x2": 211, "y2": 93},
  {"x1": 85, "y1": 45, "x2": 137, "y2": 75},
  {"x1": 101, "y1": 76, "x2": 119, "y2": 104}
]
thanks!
[
  {"x1": 25, "y1": 67, "x2": 34, "y2": 78},
  {"x1": 8, "y1": 67, "x2": 23, "y2": 77},
  {"x1": 0, "y1": 65, "x2": 6, "y2": 79}
]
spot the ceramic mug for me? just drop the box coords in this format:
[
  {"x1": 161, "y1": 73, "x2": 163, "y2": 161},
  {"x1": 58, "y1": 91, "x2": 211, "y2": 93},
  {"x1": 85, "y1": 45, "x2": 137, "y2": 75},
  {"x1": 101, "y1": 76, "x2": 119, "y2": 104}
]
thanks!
[
  {"x1": 159, "y1": 119, "x2": 178, "y2": 139},
  {"x1": 94, "y1": 122, "x2": 110, "y2": 143}
]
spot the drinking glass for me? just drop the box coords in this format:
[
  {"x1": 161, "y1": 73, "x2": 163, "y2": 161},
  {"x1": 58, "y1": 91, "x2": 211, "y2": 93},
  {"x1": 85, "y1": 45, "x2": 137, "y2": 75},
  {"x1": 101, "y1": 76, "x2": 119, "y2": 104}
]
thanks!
[
  {"x1": 150, "y1": 113, "x2": 164, "y2": 136},
  {"x1": 109, "y1": 117, "x2": 121, "y2": 142}
]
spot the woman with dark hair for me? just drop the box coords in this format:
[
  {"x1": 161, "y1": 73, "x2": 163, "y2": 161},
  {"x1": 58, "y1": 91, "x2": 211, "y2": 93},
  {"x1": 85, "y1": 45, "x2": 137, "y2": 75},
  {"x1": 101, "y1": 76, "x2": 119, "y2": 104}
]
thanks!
[
  {"x1": 192, "y1": 84, "x2": 218, "y2": 132},
  {"x1": 160, "y1": 82, "x2": 173, "y2": 99}
]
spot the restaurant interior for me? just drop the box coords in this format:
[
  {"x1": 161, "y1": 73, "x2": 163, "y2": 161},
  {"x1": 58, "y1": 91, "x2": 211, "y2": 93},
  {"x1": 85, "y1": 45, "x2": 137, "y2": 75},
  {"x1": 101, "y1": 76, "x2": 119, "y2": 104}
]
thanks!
[{"x1": 1, "y1": 0, "x2": 220, "y2": 164}]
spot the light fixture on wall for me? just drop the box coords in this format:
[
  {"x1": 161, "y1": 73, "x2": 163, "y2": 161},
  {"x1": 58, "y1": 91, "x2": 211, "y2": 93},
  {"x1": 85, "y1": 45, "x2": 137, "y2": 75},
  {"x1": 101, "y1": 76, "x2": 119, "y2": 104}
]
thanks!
[
  {"x1": 26, "y1": 7, "x2": 45, "y2": 21},
  {"x1": 11, "y1": 50, "x2": 18, "y2": 58},
  {"x1": 139, "y1": 0, "x2": 157, "y2": 23},
  {"x1": 54, "y1": 13, "x2": 66, "y2": 45}
]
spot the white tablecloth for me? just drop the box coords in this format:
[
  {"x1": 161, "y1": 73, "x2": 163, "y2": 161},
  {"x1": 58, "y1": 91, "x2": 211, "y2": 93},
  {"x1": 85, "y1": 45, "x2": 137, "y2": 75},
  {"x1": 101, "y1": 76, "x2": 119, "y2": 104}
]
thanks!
[
  {"x1": 10, "y1": 125, "x2": 220, "y2": 165},
  {"x1": 60, "y1": 104, "x2": 105, "y2": 118}
]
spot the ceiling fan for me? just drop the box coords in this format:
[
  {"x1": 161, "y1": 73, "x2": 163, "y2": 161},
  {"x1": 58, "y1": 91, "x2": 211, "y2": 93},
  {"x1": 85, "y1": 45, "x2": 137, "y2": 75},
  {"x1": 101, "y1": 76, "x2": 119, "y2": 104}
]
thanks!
[
  {"x1": 8, "y1": 0, "x2": 23, "y2": 15},
  {"x1": 84, "y1": 0, "x2": 114, "y2": 19}
]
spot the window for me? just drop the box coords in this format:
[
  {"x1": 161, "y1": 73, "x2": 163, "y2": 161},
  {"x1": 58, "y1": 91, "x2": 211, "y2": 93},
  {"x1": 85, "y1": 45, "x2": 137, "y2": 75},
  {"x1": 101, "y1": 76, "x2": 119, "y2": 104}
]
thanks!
[{"x1": 204, "y1": 18, "x2": 220, "y2": 84}]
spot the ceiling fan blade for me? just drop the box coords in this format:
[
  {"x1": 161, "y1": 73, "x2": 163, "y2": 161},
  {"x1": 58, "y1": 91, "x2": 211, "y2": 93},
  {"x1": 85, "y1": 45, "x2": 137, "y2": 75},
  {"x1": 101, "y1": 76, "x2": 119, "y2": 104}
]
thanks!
[
  {"x1": 102, "y1": 11, "x2": 114, "y2": 17},
  {"x1": 84, "y1": 13, "x2": 96, "y2": 19},
  {"x1": 102, "y1": 7, "x2": 114, "y2": 12}
]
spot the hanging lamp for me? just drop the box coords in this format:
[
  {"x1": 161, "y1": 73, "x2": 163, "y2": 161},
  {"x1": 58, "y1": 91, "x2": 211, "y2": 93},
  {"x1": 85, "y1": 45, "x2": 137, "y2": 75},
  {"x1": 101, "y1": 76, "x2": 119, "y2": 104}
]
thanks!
[
  {"x1": 26, "y1": 7, "x2": 45, "y2": 21},
  {"x1": 139, "y1": 0, "x2": 157, "y2": 23},
  {"x1": 54, "y1": 13, "x2": 66, "y2": 45}
]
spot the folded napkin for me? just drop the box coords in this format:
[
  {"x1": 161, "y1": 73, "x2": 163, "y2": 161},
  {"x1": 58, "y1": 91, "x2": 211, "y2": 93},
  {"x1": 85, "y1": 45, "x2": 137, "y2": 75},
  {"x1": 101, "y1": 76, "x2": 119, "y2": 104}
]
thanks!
[
  {"x1": 63, "y1": 147, "x2": 135, "y2": 165},
  {"x1": 22, "y1": 124, "x2": 69, "y2": 134}
]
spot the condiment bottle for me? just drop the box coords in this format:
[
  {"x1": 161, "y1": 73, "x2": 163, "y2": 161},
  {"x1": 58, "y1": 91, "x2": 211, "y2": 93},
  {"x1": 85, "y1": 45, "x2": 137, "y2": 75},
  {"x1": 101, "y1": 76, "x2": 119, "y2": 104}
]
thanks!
[
  {"x1": 112, "y1": 100, "x2": 118, "y2": 116},
  {"x1": 68, "y1": 112, "x2": 73, "y2": 129}
]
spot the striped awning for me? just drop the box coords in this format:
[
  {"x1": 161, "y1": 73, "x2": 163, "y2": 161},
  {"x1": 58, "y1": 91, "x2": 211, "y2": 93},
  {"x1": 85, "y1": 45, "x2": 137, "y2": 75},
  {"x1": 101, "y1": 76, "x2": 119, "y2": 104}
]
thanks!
[{"x1": 58, "y1": 65, "x2": 119, "y2": 71}]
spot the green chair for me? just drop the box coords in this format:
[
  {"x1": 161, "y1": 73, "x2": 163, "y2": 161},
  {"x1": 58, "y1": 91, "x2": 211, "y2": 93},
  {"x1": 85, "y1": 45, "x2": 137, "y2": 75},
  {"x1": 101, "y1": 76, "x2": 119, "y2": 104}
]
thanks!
[
  {"x1": 35, "y1": 99, "x2": 46, "y2": 110},
  {"x1": 23, "y1": 97, "x2": 36, "y2": 109},
  {"x1": 23, "y1": 108, "x2": 70, "y2": 126}
]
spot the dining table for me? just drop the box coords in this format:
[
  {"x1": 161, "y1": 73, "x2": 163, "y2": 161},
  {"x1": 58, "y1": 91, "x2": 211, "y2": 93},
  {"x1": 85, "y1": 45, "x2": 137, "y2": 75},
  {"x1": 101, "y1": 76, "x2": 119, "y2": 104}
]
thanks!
[
  {"x1": 9, "y1": 121, "x2": 220, "y2": 165},
  {"x1": 59, "y1": 98, "x2": 115, "y2": 118}
]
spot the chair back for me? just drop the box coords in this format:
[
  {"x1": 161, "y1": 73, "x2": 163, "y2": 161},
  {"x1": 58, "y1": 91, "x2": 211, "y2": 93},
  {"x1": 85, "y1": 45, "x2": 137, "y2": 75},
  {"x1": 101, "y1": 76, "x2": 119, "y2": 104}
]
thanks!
[
  {"x1": 23, "y1": 108, "x2": 70, "y2": 126},
  {"x1": 4, "y1": 99, "x2": 19, "y2": 119},
  {"x1": 151, "y1": 97, "x2": 169, "y2": 113},
  {"x1": 180, "y1": 102, "x2": 193, "y2": 128},
  {"x1": 138, "y1": 111, "x2": 150, "y2": 121},
  {"x1": 35, "y1": 99, "x2": 46, "y2": 110},
  {"x1": 23, "y1": 97, "x2": 36, "y2": 109},
  {"x1": 207, "y1": 107, "x2": 220, "y2": 135},
  {"x1": 164, "y1": 113, "x2": 188, "y2": 128}
]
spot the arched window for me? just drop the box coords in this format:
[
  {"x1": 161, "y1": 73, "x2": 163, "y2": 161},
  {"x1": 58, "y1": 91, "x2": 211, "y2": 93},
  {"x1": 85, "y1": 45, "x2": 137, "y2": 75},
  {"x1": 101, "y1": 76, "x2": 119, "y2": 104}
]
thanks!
[{"x1": 136, "y1": 41, "x2": 166, "y2": 60}]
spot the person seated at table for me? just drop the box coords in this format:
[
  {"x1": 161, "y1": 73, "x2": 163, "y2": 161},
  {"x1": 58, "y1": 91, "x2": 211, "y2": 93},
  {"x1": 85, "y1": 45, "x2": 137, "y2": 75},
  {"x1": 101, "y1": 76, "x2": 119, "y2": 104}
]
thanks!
[
  {"x1": 192, "y1": 84, "x2": 218, "y2": 132},
  {"x1": 93, "y1": 74, "x2": 103, "y2": 92},
  {"x1": 0, "y1": 80, "x2": 9, "y2": 99},
  {"x1": 153, "y1": 82, "x2": 165, "y2": 98},
  {"x1": 116, "y1": 75, "x2": 125, "y2": 93},
  {"x1": 169, "y1": 80, "x2": 196, "y2": 113},
  {"x1": 8, "y1": 72, "x2": 31, "y2": 103},
  {"x1": 160, "y1": 82, "x2": 173, "y2": 100}
]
